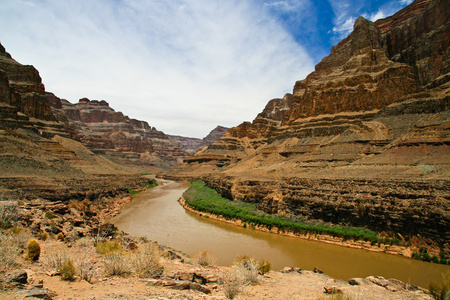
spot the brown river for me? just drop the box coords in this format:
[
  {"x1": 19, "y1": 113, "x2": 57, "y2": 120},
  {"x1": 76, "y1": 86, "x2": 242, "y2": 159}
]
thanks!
[{"x1": 113, "y1": 179, "x2": 449, "y2": 288}]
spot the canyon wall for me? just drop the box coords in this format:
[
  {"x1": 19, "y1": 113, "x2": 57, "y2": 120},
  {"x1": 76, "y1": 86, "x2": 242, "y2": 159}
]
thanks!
[{"x1": 167, "y1": 0, "x2": 450, "y2": 252}]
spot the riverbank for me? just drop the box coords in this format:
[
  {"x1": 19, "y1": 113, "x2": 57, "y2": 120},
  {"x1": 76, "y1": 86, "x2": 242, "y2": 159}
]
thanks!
[
  {"x1": 0, "y1": 228, "x2": 434, "y2": 300},
  {"x1": 179, "y1": 197, "x2": 412, "y2": 258}
]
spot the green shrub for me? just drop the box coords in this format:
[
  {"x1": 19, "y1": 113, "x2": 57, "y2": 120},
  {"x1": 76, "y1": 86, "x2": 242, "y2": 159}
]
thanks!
[
  {"x1": 258, "y1": 259, "x2": 271, "y2": 275},
  {"x1": 44, "y1": 211, "x2": 54, "y2": 219},
  {"x1": 96, "y1": 240, "x2": 122, "y2": 255},
  {"x1": 183, "y1": 181, "x2": 394, "y2": 245},
  {"x1": 59, "y1": 260, "x2": 77, "y2": 281},
  {"x1": 27, "y1": 239, "x2": 41, "y2": 261},
  {"x1": 429, "y1": 271, "x2": 450, "y2": 300}
]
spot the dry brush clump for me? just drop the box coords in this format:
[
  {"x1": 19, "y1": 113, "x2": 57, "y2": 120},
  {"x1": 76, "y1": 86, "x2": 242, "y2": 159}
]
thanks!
[
  {"x1": 222, "y1": 255, "x2": 262, "y2": 299},
  {"x1": 0, "y1": 233, "x2": 21, "y2": 274},
  {"x1": 129, "y1": 243, "x2": 164, "y2": 278},
  {"x1": 0, "y1": 199, "x2": 18, "y2": 229},
  {"x1": 103, "y1": 252, "x2": 129, "y2": 276},
  {"x1": 191, "y1": 249, "x2": 217, "y2": 267}
]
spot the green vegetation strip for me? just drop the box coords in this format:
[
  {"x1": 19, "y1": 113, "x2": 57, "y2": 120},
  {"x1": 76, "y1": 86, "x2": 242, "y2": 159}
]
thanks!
[
  {"x1": 128, "y1": 178, "x2": 158, "y2": 196},
  {"x1": 183, "y1": 180, "x2": 400, "y2": 245}
]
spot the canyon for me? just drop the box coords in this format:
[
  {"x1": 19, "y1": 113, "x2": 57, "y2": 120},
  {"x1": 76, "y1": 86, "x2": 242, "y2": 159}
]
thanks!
[{"x1": 165, "y1": 0, "x2": 450, "y2": 258}]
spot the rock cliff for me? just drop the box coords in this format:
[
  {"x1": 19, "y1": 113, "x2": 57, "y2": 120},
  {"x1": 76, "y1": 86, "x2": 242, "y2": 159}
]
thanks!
[
  {"x1": 168, "y1": 126, "x2": 230, "y2": 155},
  {"x1": 166, "y1": 0, "x2": 450, "y2": 255},
  {"x1": 49, "y1": 96, "x2": 188, "y2": 169}
]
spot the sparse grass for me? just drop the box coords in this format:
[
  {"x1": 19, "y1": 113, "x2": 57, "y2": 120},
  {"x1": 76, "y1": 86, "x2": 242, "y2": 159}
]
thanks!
[
  {"x1": 42, "y1": 245, "x2": 70, "y2": 270},
  {"x1": 191, "y1": 249, "x2": 217, "y2": 267},
  {"x1": 128, "y1": 179, "x2": 158, "y2": 196},
  {"x1": 258, "y1": 259, "x2": 271, "y2": 275},
  {"x1": 184, "y1": 180, "x2": 401, "y2": 245}
]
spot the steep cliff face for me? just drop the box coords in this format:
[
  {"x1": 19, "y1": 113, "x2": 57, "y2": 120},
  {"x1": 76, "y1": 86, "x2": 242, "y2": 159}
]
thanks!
[
  {"x1": 0, "y1": 43, "x2": 68, "y2": 137},
  {"x1": 168, "y1": 0, "x2": 450, "y2": 251},
  {"x1": 50, "y1": 97, "x2": 189, "y2": 169}
]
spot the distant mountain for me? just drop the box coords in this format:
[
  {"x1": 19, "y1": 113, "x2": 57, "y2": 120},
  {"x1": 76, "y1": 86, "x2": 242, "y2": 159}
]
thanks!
[{"x1": 168, "y1": 125, "x2": 229, "y2": 155}]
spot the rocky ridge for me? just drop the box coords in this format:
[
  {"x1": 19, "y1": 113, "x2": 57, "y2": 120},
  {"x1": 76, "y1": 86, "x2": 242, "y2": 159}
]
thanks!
[
  {"x1": 165, "y1": 0, "x2": 450, "y2": 257},
  {"x1": 168, "y1": 125, "x2": 230, "y2": 155}
]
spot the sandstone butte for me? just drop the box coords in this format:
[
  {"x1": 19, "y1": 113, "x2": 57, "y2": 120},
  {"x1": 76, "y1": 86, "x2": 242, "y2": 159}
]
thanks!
[{"x1": 164, "y1": 0, "x2": 450, "y2": 260}]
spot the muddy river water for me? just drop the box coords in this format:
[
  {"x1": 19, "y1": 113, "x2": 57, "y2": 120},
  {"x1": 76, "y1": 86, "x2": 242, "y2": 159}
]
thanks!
[{"x1": 113, "y1": 179, "x2": 449, "y2": 288}]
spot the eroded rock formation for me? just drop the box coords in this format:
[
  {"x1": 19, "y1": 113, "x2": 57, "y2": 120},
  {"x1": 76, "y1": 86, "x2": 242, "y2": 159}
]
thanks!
[
  {"x1": 166, "y1": 0, "x2": 450, "y2": 254},
  {"x1": 50, "y1": 96, "x2": 188, "y2": 169}
]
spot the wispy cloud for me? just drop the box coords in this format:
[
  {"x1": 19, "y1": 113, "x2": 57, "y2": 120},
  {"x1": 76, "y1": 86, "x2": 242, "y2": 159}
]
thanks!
[
  {"x1": 328, "y1": 0, "x2": 415, "y2": 40},
  {"x1": 0, "y1": 0, "x2": 314, "y2": 137}
]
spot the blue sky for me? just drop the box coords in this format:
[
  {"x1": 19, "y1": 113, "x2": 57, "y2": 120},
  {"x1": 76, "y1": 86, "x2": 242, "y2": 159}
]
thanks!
[{"x1": 0, "y1": 0, "x2": 413, "y2": 138}]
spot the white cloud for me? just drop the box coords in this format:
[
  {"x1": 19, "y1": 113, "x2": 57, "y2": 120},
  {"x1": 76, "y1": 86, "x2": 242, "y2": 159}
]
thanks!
[
  {"x1": 0, "y1": 0, "x2": 314, "y2": 138},
  {"x1": 400, "y1": 0, "x2": 413, "y2": 5}
]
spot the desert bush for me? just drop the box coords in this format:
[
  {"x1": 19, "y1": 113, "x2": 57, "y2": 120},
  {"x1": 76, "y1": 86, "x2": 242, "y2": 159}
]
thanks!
[
  {"x1": 96, "y1": 240, "x2": 122, "y2": 255},
  {"x1": 74, "y1": 251, "x2": 97, "y2": 283},
  {"x1": 103, "y1": 252, "x2": 129, "y2": 276},
  {"x1": 59, "y1": 260, "x2": 77, "y2": 281},
  {"x1": 42, "y1": 245, "x2": 70, "y2": 270},
  {"x1": 27, "y1": 239, "x2": 41, "y2": 261},
  {"x1": 192, "y1": 249, "x2": 217, "y2": 267},
  {"x1": 0, "y1": 234, "x2": 20, "y2": 273},
  {"x1": 258, "y1": 259, "x2": 271, "y2": 275},
  {"x1": 429, "y1": 270, "x2": 450, "y2": 300},
  {"x1": 0, "y1": 200, "x2": 18, "y2": 229},
  {"x1": 222, "y1": 268, "x2": 243, "y2": 299},
  {"x1": 37, "y1": 231, "x2": 48, "y2": 241},
  {"x1": 234, "y1": 255, "x2": 260, "y2": 284},
  {"x1": 130, "y1": 243, "x2": 163, "y2": 278}
]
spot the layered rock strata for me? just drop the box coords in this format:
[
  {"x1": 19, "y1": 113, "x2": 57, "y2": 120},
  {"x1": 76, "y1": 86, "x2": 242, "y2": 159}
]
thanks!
[
  {"x1": 50, "y1": 96, "x2": 189, "y2": 169},
  {"x1": 167, "y1": 0, "x2": 450, "y2": 254},
  {"x1": 168, "y1": 126, "x2": 230, "y2": 155}
]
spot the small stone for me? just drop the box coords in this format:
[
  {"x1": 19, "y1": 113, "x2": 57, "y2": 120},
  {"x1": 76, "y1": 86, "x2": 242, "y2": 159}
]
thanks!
[
  {"x1": 280, "y1": 267, "x2": 294, "y2": 273},
  {"x1": 314, "y1": 267, "x2": 324, "y2": 274},
  {"x1": 323, "y1": 286, "x2": 343, "y2": 294},
  {"x1": 4, "y1": 270, "x2": 28, "y2": 284}
]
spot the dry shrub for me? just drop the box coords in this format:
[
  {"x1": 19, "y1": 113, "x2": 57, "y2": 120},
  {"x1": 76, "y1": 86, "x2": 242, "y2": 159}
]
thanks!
[
  {"x1": 0, "y1": 200, "x2": 18, "y2": 229},
  {"x1": 233, "y1": 255, "x2": 260, "y2": 284},
  {"x1": 222, "y1": 255, "x2": 261, "y2": 299},
  {"x1": 192, "y1": 249, "x2": 217, "y2": 267},
  {"x1": 74, "y1": 250, "x2": 97, "y2": 283},
  {"x1": 37, "y1": 231, "x2": 48, "y2": 241},
  {"x1": 0, "y1": 234, "x2": 20, "y2": 273},
  {"x1": 130, "y1": 243, "x2": 163, "y2": 278},
  {"x1": 59, "y1": 260, "x2": 77, "y2": 281},
  {"x1": 27, "y1": 239, "x2": 41, "y2": 261},
  {"x1": 103, "y1": 252, "x2": 129, "y2": 276},
  {"x1": 42, "y1": 245, "x2": 70, "y2": 270}
]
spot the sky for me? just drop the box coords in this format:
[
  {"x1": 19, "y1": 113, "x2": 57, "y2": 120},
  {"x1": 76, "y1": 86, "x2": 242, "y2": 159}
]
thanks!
[{"x1": 0, "y1": 0, "x2": 413, "y2": 138}]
